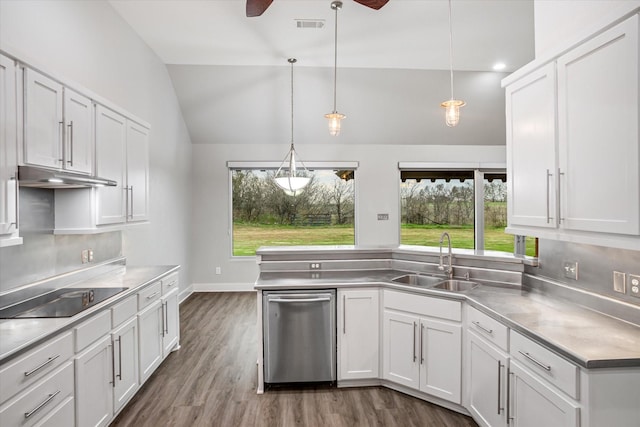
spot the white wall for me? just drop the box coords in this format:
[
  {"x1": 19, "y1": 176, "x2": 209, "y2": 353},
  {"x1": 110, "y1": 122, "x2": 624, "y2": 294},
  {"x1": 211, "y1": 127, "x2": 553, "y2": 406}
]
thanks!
[
  {"x1": 191, "y1": 143, "x2": 505, "y2": 289},
  {"x1": 534, "y1": 0, "x2": 640, "y2": 58},
  {"x1": 0, "y1": 1, "x2": 193, "y2": 296}
]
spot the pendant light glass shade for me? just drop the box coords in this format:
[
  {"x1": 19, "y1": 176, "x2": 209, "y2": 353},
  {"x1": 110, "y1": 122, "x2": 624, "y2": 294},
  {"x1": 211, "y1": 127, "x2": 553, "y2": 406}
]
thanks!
[
  {"x1": 441, "y1": 0, "x2": 465, "y2": 127},
  {"x1": 274, "y1": 58, "x2": 310, "y2": 196},
  {"x1": 325, "y1": 1, "x2": 346, "y2": 136}
]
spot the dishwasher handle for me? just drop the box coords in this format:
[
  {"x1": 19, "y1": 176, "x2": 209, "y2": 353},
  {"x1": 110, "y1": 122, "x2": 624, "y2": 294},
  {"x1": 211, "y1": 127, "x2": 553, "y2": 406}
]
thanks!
[{"x1": 269, "y1": 297, "x2": 331, "y2": 303}]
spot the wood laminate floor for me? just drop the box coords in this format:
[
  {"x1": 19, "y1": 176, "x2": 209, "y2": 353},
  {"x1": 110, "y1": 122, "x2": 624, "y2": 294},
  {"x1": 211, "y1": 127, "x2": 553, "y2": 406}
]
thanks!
[{"x1": 111, "y1": 292, "x2": 478, "y2": 427}]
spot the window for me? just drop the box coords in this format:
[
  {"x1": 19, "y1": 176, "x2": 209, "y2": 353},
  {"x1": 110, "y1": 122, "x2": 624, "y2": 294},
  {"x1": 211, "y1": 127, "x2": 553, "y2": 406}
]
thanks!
[
  {"x1": 400, "y1": 168, "x2": 536, "y2": 256},
  {"x1": 230, "y1": 166, "x2": 355, "y2": 256}
]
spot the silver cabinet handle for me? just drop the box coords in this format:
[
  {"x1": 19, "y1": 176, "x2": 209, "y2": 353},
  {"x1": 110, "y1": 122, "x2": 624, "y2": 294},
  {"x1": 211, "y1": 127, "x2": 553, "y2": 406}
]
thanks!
[
  {"x1": 66, "y1": 121, "x2": 74, "y2": 166},
  {"x1": 58, "y1": 121, "x2": 64, "y2": 162},
  {"x1": 507, "y1": 370, "x2": 514, "y2": 423},
  {"x1": 558, "y1": 169, "x2": 565, "y2": 223},
  {"x1": 472, "y1": 320, "x2": 493, "y2": 335},
  {"x1": 497, "y1": 361, "x2": 504, "y2": 414},
  {"x1": 129, "y1": 185, "x2": 134, "y2": 219},
  {"x1": 24, "y1": 354, "x2": 60, "y2": 377},
  {"x1": 110, "y1": 342, "x2": 116, "y2": 387},
  {"x1": 164, "y1": 301, "x2": 169, "y2": 335},
  {"x1": 24, "y1": 390, "x2": 60, "y2": 419},
  {"x1": 420, "y1": 323, "x2": 424, "y2": 364},
  {"x1": 9, "y1": 175, "x2": 18, "y2": 231},
  {"x1": 545, "y1": 169, "x2": 553, "y2": 223},
  {"x1": 117, "y1": 336, "x2": 123, "y2": 380},
  {"x1": 412, "y1": 322, "x2": 417, "y2": 362},
  {"x1": 342, "y1": 294, "x2": 346, "y2": 334},
  {"x1": 146, "y1": 291, "x2": 160, "y2": 300},
  {"x1": 518, "y1": 350, "x2": 551, "y2": 371}
]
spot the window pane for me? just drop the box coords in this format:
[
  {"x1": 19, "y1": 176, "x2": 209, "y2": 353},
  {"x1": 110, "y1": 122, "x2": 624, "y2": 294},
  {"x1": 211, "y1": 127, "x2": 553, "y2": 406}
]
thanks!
[
  {"x1": 400, "y1": 178, "x2": 475, "y2": 249},
  {"x1": 483, "y1": 177, "x2": 510, "y2": 252},
  {"x1": 231, "y1": 169, "x2": 355, "y2": 256}
]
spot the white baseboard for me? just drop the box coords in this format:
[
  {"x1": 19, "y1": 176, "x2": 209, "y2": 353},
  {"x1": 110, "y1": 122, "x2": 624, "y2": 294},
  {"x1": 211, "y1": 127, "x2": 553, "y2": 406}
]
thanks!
[
  {"x1": 192, "y1": 282, "x2": 256, "y2": 292},
  {"x1": 178, "y1": 286, "x2": 193, "y2": 304}
]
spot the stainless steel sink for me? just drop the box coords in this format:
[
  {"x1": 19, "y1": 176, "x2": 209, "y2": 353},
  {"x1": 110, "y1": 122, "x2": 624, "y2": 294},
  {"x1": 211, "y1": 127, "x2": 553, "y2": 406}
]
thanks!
[
  {"x1": 391, "y1": 274, "x2": 444, "y2": 287},
  {"x1": 431, "y1": 280, "x2": 479, "y2": 292}
]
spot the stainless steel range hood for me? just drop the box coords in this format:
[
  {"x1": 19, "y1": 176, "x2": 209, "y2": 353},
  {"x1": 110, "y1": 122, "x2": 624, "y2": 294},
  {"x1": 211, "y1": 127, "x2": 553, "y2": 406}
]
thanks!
[{"x1": 18, "y1": 165, "x2": 117, "y2": 189}]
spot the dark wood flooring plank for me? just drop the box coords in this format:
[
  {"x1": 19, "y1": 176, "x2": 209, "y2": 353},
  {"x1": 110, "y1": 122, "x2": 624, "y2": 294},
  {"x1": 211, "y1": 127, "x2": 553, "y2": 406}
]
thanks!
[{"x1": 111, "y1": 292, "x2": 477, "y2": 427}]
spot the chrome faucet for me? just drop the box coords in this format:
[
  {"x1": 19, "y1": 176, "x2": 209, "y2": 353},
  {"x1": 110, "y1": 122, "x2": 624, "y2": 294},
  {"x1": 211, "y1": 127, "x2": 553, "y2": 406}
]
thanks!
[{"x1": 438, "y1": 232, "x2": 453, "y2": 279}]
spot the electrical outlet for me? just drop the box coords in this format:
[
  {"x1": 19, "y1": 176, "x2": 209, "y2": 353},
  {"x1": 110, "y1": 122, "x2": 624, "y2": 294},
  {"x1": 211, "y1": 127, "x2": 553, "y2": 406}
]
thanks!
[
  {"x1": 629, "y1": 274, "x2": 640, "y2": 298},
  {"x1": 88, "y1": 249, "x2": 94, "y2": 262},
  {"x1": 310, "y1": 263, "x2": 322, "y2": 270},
  {"x1": 613, "y1": 271, "x2": 626, "y2": 293},
  {"x1": 81, "y1": 249, "x2": 89, "y2": 264},
  {"x1": 563, "y1": 261, "x2": 578, "y2": 280}
]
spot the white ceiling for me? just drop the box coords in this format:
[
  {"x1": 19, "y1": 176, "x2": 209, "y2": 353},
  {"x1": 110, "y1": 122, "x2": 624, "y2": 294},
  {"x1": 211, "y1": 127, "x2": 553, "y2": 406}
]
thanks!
[{"x1": 109, "y1": 0, "x2": 534, "y2": 72}]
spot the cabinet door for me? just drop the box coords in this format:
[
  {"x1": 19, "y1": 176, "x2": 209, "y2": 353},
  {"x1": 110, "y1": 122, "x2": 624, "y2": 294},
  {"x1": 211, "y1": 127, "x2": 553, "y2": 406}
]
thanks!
[
  {"x1": 419, "y1": 318, "x2": 461, "y2": 403},
  {"x1": 467, "y1": 330, "x2": 509, "y2": 427},
  {"x1": 138, "y1": 300, "x2": 163, "y2": 384},
  {"x1": 0, "y1": 54, "x2": 18, "y2": 236},
  {"x1": 509, "y1": 361, "x2": 579, "y2": 427},
  {"x1": 161, "y1": 289, "x2": 179, "y2": 358},
  {"x1": 63, "y1": 89, "x2": 93, "y2": 174},
  {"x1": 95, "y1": 105, "x2": 126, "y2": 225},
  {"x1": 75, "y1": 335, "x2": 113, "y2": 427},
  {"x1": 338, "y1": 289, "x2": 379, "y2": 380},
  {"x1": 557, "y1": 15, "x2": 639, "y2": 235},
  {"x1": 125, "y1": 120, "x2": 149, "y2": 222},
  {"x1": 112, "y1": 317, "x2": 139, "y2": 413},
  {"x1": 382, "y1": 310, "x2": 419, "y2": 389},
  {"x1": 24, "y1": 68, "x2": 63, "y2": 169},
  {"x1": 506, "y1": 63, "x2": 557, "y2": 229}
]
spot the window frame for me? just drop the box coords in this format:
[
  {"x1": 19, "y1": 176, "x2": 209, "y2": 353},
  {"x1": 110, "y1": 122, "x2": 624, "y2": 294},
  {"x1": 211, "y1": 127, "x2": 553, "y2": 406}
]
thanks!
[{"x1": 227, "y1": 161, "x2": 359, "y2": 258}]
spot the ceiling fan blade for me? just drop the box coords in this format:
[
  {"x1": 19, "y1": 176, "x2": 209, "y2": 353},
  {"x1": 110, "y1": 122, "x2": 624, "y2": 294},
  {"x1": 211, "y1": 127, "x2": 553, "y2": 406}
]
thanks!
[
  {"x1": 353, "y1": 0, "x2": 389, "y2": 10},
  {"x1": 246, "y1": 0, "x2": 273, "y2": 17}
]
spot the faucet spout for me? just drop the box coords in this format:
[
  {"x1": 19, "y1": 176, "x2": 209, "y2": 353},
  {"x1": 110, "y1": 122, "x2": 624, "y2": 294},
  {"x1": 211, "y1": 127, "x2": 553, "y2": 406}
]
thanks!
[{"x1": 438, "y1": 232, "x2": 453, "y2": 279}]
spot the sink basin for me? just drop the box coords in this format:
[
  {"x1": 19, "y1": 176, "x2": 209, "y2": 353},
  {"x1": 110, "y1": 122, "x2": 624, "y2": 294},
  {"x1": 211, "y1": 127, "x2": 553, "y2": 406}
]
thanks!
[
  {"x1": 391, "y1": 274, "x2": 444, "y2": 287},
  {"x1": 431, "y1": 280, "x2": 479, "y2": 292}
]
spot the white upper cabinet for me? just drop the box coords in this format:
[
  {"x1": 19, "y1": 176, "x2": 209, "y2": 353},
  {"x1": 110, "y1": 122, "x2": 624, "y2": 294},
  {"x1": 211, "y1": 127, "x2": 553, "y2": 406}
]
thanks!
[
  {"x1": 557, "y1": 15, "x2": 639, "y2": 235},
  {"x1": 0, "y1": 53, "x2": 19, "y2": 242},
  {"x1": 63, "y1": 88, "x2": 94, "y2": 174},
  {"x1": 126, "y1": 120, "x2": 149, "y2": 223},
  {"x1": 506, "y1": 63, "x2": 557, "y2": 229},
  {"x1": 95, "y1": 105, "x2": 127, "y2": 225},
  {"x1": 24, "y1": 68, "x2": 94, "y2": 174},
  {"x1": 504, "y1": 13, "x2": 640, "y2": 249}
]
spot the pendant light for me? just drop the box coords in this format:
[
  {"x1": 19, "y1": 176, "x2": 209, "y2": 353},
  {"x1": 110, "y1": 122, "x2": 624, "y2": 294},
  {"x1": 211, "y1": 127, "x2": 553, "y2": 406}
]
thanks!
[
  {"x1": 274, "y1": 58, "x2": 311, "y2": 196},
  {"x1": 324, "y1": 1, "x2": 346, "y2": 136},
  {"x1": 440, "y1": 0, "x2": 465, "y2": 127}
]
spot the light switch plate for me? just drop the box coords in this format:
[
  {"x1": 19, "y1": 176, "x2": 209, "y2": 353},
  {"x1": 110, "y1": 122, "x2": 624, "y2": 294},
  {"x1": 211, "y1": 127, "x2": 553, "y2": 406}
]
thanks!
[
  {"x1": 613, "y1": 271, "x2": 626, "y2": 294},
  {"x1": 377, "y1": 213, "x2": 389, "y2": 221}
]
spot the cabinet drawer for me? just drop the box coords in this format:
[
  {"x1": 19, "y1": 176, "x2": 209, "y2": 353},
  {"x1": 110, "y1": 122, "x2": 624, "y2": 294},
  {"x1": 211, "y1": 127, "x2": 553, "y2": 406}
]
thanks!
[
  {"x1": 0, "y1": 361, "x2": 74, "y2": 427},
  {"x1": 161, "y1": 273, "x2": 179, "y2": 296},
  {"x1": 510, "y1": 330, "x2": 579, "y2": 399},
  {"x1": 0, "y1": 332, "x2": 73, "y2": 404},
  {"x1": 466, "y1": 305, "x2": 509, "y2": 351},
  {"x1": 112, "y1": 295, "x2": 137, "y2": 328},
  {"x1": 75, "y1": 309, "x2": 111, "y2": 352},
  {"x1": 383, "y1": 290, "x2": 461, "y2": 321},
  {"x1": 138, "y1": 282, "x2": 162, "y2": 310}
]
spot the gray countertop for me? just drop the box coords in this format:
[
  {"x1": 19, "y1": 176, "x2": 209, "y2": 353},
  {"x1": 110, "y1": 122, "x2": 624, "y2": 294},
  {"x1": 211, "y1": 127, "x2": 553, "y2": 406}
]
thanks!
[
  {"x1": 256, "y1": 270, "x2": 640, "y2": 369},
  {"x1": 0, "y1": 264, "x2": 179, "y2": 364}
]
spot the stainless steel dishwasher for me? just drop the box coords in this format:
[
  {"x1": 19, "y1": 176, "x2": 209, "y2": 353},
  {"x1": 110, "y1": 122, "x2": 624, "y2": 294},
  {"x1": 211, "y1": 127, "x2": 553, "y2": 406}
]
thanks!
[{"x1": 263, "y1": 289, "x2": 336, "y2": 384}]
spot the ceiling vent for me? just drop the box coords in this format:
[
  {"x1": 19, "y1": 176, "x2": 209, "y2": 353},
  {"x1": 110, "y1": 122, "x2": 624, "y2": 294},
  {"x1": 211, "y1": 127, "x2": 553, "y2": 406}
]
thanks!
[{"x1": 295, "y1": 19, "x2": 325, "y2": 29}]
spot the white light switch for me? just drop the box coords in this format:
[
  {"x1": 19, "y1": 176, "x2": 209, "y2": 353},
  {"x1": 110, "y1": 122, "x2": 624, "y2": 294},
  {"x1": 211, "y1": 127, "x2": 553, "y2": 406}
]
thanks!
[{"x1": 613, "y1": 271, "x2": 625, "y2": 293}]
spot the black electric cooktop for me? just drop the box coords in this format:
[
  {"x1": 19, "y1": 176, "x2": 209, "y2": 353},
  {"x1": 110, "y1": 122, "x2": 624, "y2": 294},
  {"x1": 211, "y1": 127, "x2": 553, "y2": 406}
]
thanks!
[{"x1": 0, "y1": 287, "x2": 128, "y2": 319}]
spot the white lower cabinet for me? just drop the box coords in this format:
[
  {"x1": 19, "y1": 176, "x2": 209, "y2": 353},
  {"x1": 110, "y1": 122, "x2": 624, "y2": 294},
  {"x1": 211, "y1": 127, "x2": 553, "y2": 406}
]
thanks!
[
  {"x1": 75, "y1": 336, "x2": 113, "y2": 427},
  {"x1": 508, "y1": 360, "x2": 579, "y2": 427},
  {"x1": 161, "y1": 288, "x2": 179, "y2": 358},
  {"x1": 138, "y1": 300, "x2": 163, "y2": 384},
  {"x1": 382, "y1": 290, "x2": 462, "y2": 404},
  {"x1": 467, "y1": 330, "x2": 509, "y2": 427},
  {"x1": 112, "y1": 317, "x2": 138, "y2": 413},
  {"x1": 337, "y1": 288, "x2": 379, "y2": 380}
]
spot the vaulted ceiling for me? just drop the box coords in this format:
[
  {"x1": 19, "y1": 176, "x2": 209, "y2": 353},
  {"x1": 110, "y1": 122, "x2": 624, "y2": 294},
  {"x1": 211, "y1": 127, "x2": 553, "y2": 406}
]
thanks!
[{"x1": 109, "y1": 0, "x2": 535, "y2": 145}]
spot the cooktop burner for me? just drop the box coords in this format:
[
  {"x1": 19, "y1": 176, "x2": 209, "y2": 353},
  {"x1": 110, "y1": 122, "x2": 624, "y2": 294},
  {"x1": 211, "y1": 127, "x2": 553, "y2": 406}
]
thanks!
[{"x1": 0, "y1": 287, "x2": 128, "y2": 319}]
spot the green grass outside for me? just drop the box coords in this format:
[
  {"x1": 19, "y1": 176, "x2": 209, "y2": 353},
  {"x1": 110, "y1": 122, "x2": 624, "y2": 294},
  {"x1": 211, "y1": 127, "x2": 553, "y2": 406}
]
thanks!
[{"x1": 233, "y1": 223, "x2": 534, "y2": 256}]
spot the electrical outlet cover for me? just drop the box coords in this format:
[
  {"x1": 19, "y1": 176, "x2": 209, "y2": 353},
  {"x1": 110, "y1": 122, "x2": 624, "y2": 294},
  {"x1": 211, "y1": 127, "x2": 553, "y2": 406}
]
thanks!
[{"x1": 613, "y1": 271, "x2": 626, "y2": 293}]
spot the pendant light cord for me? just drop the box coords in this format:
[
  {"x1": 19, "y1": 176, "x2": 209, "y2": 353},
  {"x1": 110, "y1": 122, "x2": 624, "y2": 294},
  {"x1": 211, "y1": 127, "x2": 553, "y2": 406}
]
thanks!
[
  {"x1": 290, "y1": 59, "x2": 294, "y2": 145},
  {"x1": 332, "y1": 2, "x2": 339, "y2": 112},
  {"x1": 447, "y1": 0, "x2": 454, "y2": 100}
]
